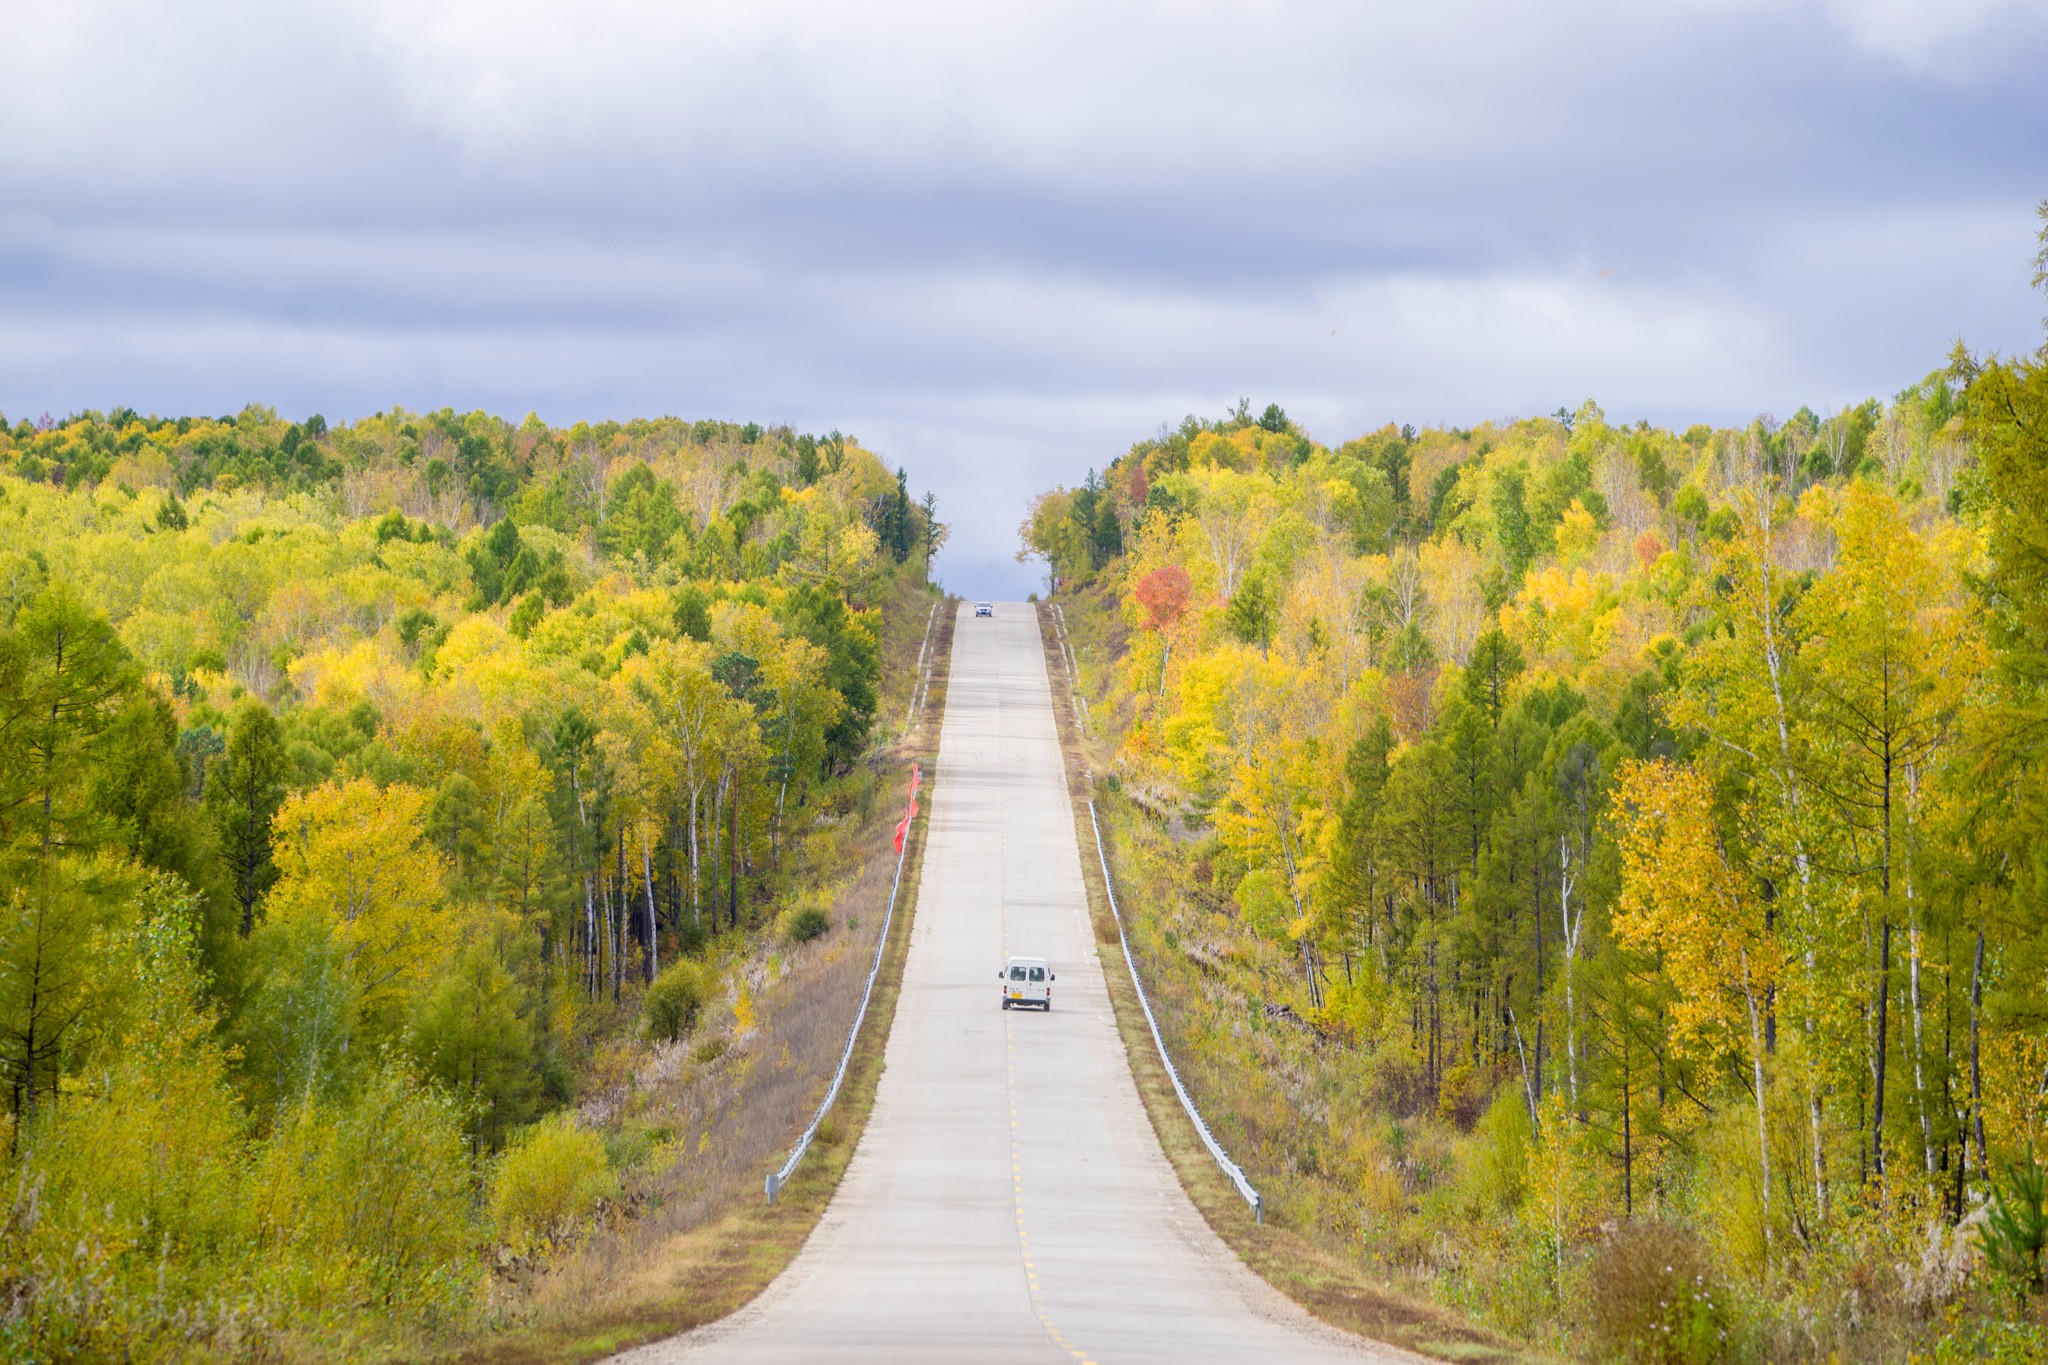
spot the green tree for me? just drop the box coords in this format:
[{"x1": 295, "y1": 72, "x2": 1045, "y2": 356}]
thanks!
[
  {"x1": 0, "y1": 857, "x2": 140, "y2": 1133},
  {"x1": 600, "y1": 463, "x2": 684, "y2": 564},
  {"x1": 1327, "y1": 714, "x2": 1395, "y2": 964},
  {"x1": 1463, "y1": 628, "x2": 1527, "y2": 727},
  {"x1": 234, "y1": 908, "x2": 359, "y2": 1114},
  {"x1": 206, "y1": 697, "x2": 289, "y2": 936},
  {"x1": 783, "y1": 586, "x2": 877, "y2": 773},
  {"x1": 1492, "y1": 465, "x2": 1533, "y2": 581},
  {"x1": 409, "y1": 933, "x2": 537, "y2": 1156},
  {"x1": 673, "y1": 583, "x2": 713, "y2": 642},
  {"x1": 0, "y1": 587, "x2": 141, "y2": 861},
  {"x1": 1226, "y1": 574, "x2": 1276, "y2": 653},
  {"x1": 0, "y1": 590, "x2": 157, "y2": 1133},
  {"x1": 427, "y1": 771, "x2": 490, "y2": 898}
]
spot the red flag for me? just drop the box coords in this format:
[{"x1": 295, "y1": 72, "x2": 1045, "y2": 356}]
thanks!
[{"x1": 894, "y1": 764, "x2": 924, "y2": 852}]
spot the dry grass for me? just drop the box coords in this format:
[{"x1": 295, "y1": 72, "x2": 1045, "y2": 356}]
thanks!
[
  {"x1": 1034, "y1": 600, "x2": 1535, "y2": 1365},
  {"x1": 438, "y1": 585, "x2": 955, "y2": 1363}
]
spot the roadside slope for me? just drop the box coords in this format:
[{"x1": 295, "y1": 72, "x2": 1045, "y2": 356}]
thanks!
[
  {"x1": 452, "y1": 590, "x2": 954, "y2": 1365},
  {"x1": 1036, "y1": 600, "x2": 1535, "y2": 1365}
]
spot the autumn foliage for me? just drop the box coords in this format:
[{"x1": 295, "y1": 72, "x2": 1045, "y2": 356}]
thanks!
[
  {"x1": 0, "y1": 405, "x2": 941, "y2": 1357},
  {"x1": 1027, "y1": 252, "x2": 2048, "y2": 1359},
  {"x1": 1133, "y1": 563, "x2": 1192, "y2": 631}
]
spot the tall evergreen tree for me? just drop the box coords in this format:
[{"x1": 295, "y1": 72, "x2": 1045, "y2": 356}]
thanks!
[{"x1": 206, "y1": 698, "x2": 288, "y2": 937}]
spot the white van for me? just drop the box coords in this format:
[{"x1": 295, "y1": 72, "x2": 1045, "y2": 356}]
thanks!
[{"x1": 999, "y1": 957, "x2": 1054, "y2": 1010}]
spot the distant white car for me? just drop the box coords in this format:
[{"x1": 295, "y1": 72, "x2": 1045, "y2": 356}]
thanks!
[
  {"x1": 999, "y1": 956, "x2": 1054, "y2": 1010},
  {"x1": 974, "y1": 601, "x2": 993, "y2": 617}
]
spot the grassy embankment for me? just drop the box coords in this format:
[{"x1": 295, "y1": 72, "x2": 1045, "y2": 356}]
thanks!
[
  {"x1": 1034, "y1": 597, "x2": 1537, "y2": 1365},
  {"x1": 446, "y1": 589, "x2": 956, "y2": 1363}
]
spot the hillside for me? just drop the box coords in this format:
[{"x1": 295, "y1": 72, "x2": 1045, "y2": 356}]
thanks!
[
  {"x1": 1023, "y1": 326, "x2": 2048, "y2": 1359},
  {"x1": 0, "y1": 406, "x2": 944, "y2": 1359}
]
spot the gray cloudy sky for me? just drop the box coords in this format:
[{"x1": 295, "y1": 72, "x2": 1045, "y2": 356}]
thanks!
[{"x1": 3, "y1": 1, "x2": 2045, "y2": 595}]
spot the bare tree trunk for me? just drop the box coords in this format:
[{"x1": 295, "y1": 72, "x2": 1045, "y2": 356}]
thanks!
[
  {"x1": 729, "y1": 769, "x2": 741, "y2": 931},
  {"x1": 1903, "y1": 771, "x2": 1935, "y2": 1175},
  {"x1": 1743, "y1": 470, "x2": 1827, "y2": 1220},
  {"x1": 583, "y1": 875, "x2": 596, "y2": 1001},
  {"x1": 1621, "y1": 1027, "x2": 1634, "y2": 1217},
  {"x1": 711, "y1": 769, "x2": 728, "y2": 929},
  {"x1": 688, "y1": 786, "x2": 702, "y2": 929},
  {"x1": 643, "y1": 841, "x2": 659, "y2": 983},
  {"x1": 1510, "y1": 1007, "x2": 1538, "y2": 1125},
  {"x1": 1971, "y1": 930, "x2": 1987, "y2": 1174},
  {"x1": 1559, "y1": 836, "x2": 1584, "y2": 1114},
  {"x1": 1532, "y1": 842, "x2": 1546, "y2": 1103},
  {"x1": 1810, "y1": 1073, "x2": 1829, "y2": 1227},
  {"x1": 1743, "y1": 946, "x2": 1773, "y2": 1261},
  {"x1": 1910, "y1": 916, "x2": 1934, "y2": 1175},
  {"x1": 774, "y1": 708, "x2": 794, "y2": 858},
  {"x1": 1873, "y1": 920, "x2": 1892, "y2": 1182}
]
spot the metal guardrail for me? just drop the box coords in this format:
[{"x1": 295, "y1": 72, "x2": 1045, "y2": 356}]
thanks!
[
  {"x1": 1087, "y1": 798, "x2": 1263, "y2": 1223},
  {"x1": 768, "y1": 608, "x2": 940, "y2": 1205},
  {"x1": 1050, "y1": 603, "x2": 1088, "y2": 728},
  {"x1": 765, "y1": 770, "x2": 918, "y2": 1204},
  {"x1": 902, "y1": 601, "x2": 938, "y2": 733}
]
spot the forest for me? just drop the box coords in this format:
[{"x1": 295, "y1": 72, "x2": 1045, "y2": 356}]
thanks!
[
  {"x1": 1022, "y1": 236, "x2": 2048, "y2": 1359},
  {"x1": 0, "y1": 404, "x2": 942, "y2": 1358}
]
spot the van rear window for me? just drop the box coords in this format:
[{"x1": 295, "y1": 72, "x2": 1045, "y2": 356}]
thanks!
[
  {"x1": 1029, "y1": 967, "x2": 1045, "y2": 982},
  {"x1": 1010, "y1": 966, "x2": 1027, "y2": 981}
]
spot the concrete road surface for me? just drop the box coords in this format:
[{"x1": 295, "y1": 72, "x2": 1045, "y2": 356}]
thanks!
[{"x1": 619, "y1": 602, "x2": 1408, "y2": 1364}]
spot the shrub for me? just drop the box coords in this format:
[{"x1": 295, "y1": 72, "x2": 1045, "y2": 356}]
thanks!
[
  {"x1": 1436, "y1": 1060, "x2": 1489, "y2": 1129},
  {"x1": 784, "y1": 905, "x2": 831, "y2": 944},
  {"x1": 252, "y1": 1063, "x2": 480, "y2": 1327},
  {"x1": 1587, "y1": 1221, "x2": 1729, "y2": 1364},
  {"x1": 643, "y1": 960, "x2": 707, "y2": 1043},
  {"x1": 490, "y1": 1113, "x2": 617, "y2": 1257},
  {"x1": 1472, "y1": 1086, "x2": 1532, "y2": 1212}
]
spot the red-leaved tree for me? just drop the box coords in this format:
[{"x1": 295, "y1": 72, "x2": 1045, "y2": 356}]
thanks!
[{"x1": 1132, "y1": 564, "x2": 1192, "y2": 697}]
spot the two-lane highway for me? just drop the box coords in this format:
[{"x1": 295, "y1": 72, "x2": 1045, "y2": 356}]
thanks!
[{"x1": 621, "y1": 602, "x2": 1406, "y2": 1364}]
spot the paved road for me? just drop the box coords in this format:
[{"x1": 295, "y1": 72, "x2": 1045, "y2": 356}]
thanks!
[{"x1": 621, "y1": 602, "x2": 1405, "y2": 1364}]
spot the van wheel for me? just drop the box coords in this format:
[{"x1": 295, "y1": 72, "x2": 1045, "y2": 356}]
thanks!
[{"x1": 1001, "y1": 999, "x2": 1010, "y2": 1010}]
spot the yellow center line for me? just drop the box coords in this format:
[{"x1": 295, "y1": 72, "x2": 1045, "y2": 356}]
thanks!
[
  {"x1": 1009, "y1": 1020, "x2": 1100, "y2": 1363},
  {"x1": 1000, "y1": 627, "x2": 1099, "y2": 1365}
]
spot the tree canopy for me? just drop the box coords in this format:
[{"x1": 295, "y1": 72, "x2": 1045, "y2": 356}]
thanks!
[
  {"x1": 0, "y1": 404, "x2": 941, "y2": 1356},
  {"x1": 1026, "y1": 215, "x2": 2048, "y2": 1355}
]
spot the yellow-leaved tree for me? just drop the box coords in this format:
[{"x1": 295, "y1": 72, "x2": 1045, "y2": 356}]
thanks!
[
  {"x1": 1613, "y1": 756, "x2": 1782, "y2": 1264},
  {"x1": 1793, "y1": 479, "x2": 1981, "y2": 1183},
  {"x1": 268, "y1": 778, "x2": 454, "y2": 1034}
]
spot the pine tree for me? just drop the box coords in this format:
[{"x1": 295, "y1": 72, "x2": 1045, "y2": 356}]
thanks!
[{"x1": 206, "y1": 698, "x2": 288, "y2": 937}]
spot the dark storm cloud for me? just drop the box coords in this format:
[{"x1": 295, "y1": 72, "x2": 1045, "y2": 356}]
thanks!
[{"x1": 2, "y1": 0, "x2": 2044, "y2": 594}]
